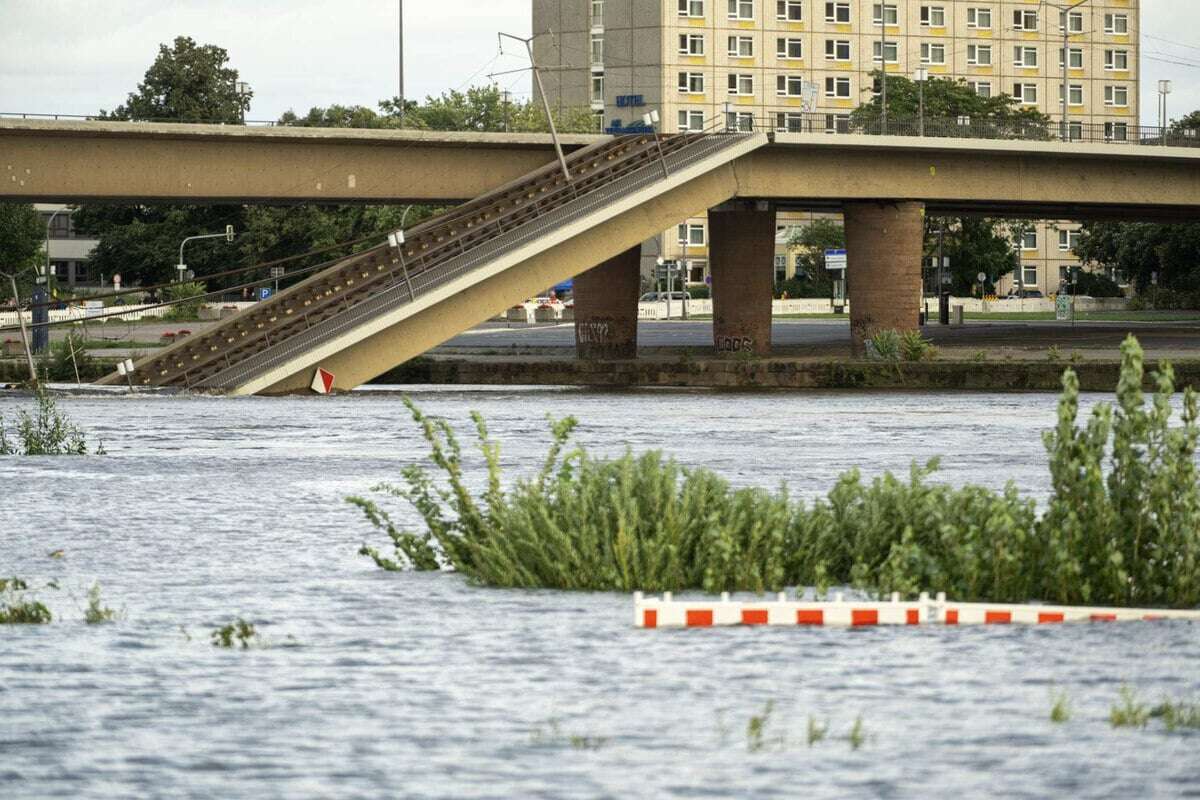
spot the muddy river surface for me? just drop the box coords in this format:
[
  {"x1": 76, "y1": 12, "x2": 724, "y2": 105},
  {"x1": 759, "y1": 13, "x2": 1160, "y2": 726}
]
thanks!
[{"x1": 2, "y1": 386, "x2": 1197, "y2": 798}]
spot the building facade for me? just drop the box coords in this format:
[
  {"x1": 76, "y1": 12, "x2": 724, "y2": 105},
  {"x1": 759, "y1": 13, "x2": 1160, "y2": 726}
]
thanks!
[
  {"x1": 34, "y1": 204, "x2": 100, "y2": 289},
  {"x1": 533, "y1": 0, "x2": 1140, "y2": 295}
]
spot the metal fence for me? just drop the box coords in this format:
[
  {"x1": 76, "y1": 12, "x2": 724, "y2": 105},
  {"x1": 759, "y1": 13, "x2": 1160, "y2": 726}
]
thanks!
[{"x1": 721, "y1": 110, "x2": 1200, "y2": 148}]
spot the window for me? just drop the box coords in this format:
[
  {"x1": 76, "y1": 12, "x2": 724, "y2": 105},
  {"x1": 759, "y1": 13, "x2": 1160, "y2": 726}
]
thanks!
[
  {"x1": 774, "y1": 254, "x2": 787, "y2": 280},
  {"x1": 1013, "y1": 46, "x2": 1038, "y2": 68},
  {"x1": 968, "y1": 81, "x2": 992, "y2": 98},
  {"x1": 825, "y1": 114, "x2": 850, "y2": 133},
  {"x1": 873, "y1": 40, "x2": 898, "y2": 63},
  {"x1": 726, "y1": 111, "x2": 755, "y2": 131},
  {"x1": 729, "y1": 35, "x2": 754, "y2": 57},
  {"x1": 74, "y1": 261, "x2": 89, "y2": 281},
  {"x1": 591, "y1": 0, "x2": 604, "y2": 23},
  {"x1": 678, "y1": 110, "x2": 705, "y2": 131},
  {"x1": 824, "y1": 76, "x2": 851, "y2": 98},
  {"x1": 590, "y1": 74, "x2": 604, "y2": 104},
  {"x1": 824, "y1": 2, "x2": 849, "y2": 23},
  {"x1": 1104, "y1": 13, "x2": 1128, "y2": 34},
  {"x1": 777, "y1": 0, "x2": 803, "y2": 20},
  {"x1": 922, "y1": 43, "x2": 946, "y2": 65},
  {"x1": 1105, "y1": 121, "x2": 1128, "y2": 141},
  {"x1": 1058, "y1": 84, "x2": 1084, "y2": 106},
  {"x1": 967, "y1": 44, "x2": 992, "y2": 66},
  {"x1": 1013, "y1": 83, "x2": 1037, "y2": 104},
  {"x1": 1060, "y1": 47, "x2": 1084, "y2": 69},
  {"x1": 678, "y1": 223, "x2": 705, "y2": 245},
  {"x1": 825, "y1": 39, "x2": 851, "y2": 61},
  {"x1": 1060, "y1": 10, "x2": 1083, "y2": 34},
  {"x1": 1059, "y1": 229, "x2": 1081, "y2": 252},
  {"x1": 1067, "y1": 120, "x2": 1082, "y2": 140},
  {"x1": 591, "y1": 34, "x2": 604, "y2": 64},
  {"x1": 1021, "y1": 265, "x2": 1039, "y2": 286},
  {"x1": 678, "y1": 0, "x2": 704, "y2": 16},
  {"x1": 872, "y1": 3, "x2": 898, "y2": 25},
  {"x1": 775, "y1": 112, "x2": 805, "y2": 132},
  {"x1": 777, "y1": 37, "x2": 803, "y2": 59},
  {"x1": 1104, "y1": 85, "x2": 1128, "y2": 107},
  {"x1": 920, "y1": 5, "x2": 945, "y2": 27},
  {"x1": 1013, "y1": 10, "x2": 1038, "y2": 31},
  {"x1": 52, "y1": 261, "x2": 70, "y2": 281},
  {"x1": 679, "y1": 34, "x2": 705, "y2": 55},
  {"x1": 678, "y1": 72, "x2": 705, "y2": 93},
  {"x1": 1105, "y1": 49, "x2": 1129, "y2": 71},
  {"x1": 727, "y1": 73, "x2": 754, "y2": 94},
  {"x1": 777, "y1": 74, "x2": 805, "y2": 96},
  {"x1": 1020, "y1": 230, "x2": 1038, "y2": 250},
  {"x1": 966, "y1": 7, "x2": 991, "y2": 29},
  {"x1": 728, "y1": 0, "x2": 754, "y2": 20}
]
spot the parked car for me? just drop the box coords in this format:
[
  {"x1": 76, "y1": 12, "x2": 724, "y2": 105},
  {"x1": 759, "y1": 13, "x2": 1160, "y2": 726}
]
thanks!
[{"x1": 1005, "y1": 289, "x2": 1044, "y2": 299}]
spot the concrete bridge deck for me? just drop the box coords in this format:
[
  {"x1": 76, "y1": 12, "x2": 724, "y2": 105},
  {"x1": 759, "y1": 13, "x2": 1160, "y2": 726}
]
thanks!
[{"x1": 5, "y1": 118, "x2": 1200, "y2": 219}]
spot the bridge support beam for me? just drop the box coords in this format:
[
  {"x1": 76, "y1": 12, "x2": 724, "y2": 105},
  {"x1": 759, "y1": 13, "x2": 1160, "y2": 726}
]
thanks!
[
  {"x1": 843, "y1": 201, "x2": 926, "y2": 351},
  {"x1": 573, "y1": 245, "x2": 642, "y2": 359},
  {"x1": 710, "y1": 200, "x2": 775, "y2": 356}
]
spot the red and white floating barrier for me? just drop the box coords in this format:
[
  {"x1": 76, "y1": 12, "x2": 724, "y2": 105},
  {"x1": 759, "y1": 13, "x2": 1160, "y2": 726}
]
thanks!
[{"x1": 633, "y1": 591, "x2": 1200, "y2": 629}]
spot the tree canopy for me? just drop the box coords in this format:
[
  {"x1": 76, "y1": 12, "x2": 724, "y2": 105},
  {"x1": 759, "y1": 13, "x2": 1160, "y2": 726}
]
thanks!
[
  {"x1": 0, "y1": 204, "x2": 45, "y2": 294},
  {"x1": 851, "y1": 74, "x2": 1051, "y2": 137},
  {"x1": 102, "y1": 36, "x2": 251, "y2": 123}
]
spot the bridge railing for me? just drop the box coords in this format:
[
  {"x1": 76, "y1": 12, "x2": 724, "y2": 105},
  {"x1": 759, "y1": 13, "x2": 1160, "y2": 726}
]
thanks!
[{"x1": 718, "y1": 110, "x2": 1200, "y2": 148}]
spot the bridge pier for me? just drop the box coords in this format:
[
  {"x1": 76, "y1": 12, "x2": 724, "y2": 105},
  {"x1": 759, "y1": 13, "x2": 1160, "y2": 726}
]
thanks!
[
  {"x1": 710, "y1": 200, "x2": 776, "y2": 357},
  {"x1": 843, "y1": 201, "x2": 926, "y2": 351},
  {"x1": 573, "y1": 245, "x2": 642, "y2": 359}
]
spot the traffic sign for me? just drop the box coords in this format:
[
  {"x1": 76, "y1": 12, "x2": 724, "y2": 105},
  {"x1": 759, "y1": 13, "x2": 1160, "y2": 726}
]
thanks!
[
  {"x1": 825, "y1": 249, "x2": 848, "y2": 271},
  {"x1": 270, "y1": 267, "x2": 286, "y2": 278},
  {"x1": 977, "y1": 272, "x2": 987, "y2": 284},
  {"x1": 258, "y1": 287, "x2": 273, "y2": 301},
  {"x1": 310, "y1": 367, "x2": 335, "y2": 394}
]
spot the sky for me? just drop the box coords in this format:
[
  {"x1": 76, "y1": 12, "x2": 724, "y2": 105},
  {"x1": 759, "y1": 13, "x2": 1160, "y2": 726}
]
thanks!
[{"x1": 2, "y1": 0, "x2": 1199, "y2": 126}]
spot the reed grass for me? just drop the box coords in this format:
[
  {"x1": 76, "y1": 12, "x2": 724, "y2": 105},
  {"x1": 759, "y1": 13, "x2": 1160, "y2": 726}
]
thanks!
[
  {"x1": 0, "y1": 577, "x2": 52, "y2": 624},
  {"x1": 352, "y1": 335, "x2": 1200, "y2": 607}
]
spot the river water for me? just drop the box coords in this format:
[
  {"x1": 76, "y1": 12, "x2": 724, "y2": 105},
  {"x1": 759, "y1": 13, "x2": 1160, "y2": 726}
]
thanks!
[{"x1": 1, "y1": 386, "x2": 1197, "y2": 799}]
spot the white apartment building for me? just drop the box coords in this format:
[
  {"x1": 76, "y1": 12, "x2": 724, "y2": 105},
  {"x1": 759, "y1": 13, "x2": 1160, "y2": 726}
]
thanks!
[{"x1": 533, "y1": 0, "x2": 1140, "y2": 294}]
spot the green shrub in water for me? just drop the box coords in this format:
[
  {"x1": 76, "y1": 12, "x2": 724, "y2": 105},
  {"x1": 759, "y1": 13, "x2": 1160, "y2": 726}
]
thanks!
[
  {"x1": 211, "y1": 619, "x2": 258, "y2": 649},
  {"x1": 0, "y1": 388, "x2": 101, "y2": 455},
  {"x1": 352, "y1": 336, "x2": 1200, "y2": 607},
  {"x1": 0, "y1": 577, "x2": 52, "y2": 624}
]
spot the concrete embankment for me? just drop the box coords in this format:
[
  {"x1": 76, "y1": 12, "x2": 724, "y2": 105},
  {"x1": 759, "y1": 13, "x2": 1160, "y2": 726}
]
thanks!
[{"x1": 374, "y1": 355, "x2": 1200, "y2": 393}]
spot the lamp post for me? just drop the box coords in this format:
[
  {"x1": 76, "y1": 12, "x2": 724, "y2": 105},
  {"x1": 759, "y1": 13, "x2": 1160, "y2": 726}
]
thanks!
[
  {"x1": 913, "y1": 67, "x2": 929, "y2": 137},
  {"x1": 879, "y1": 1, "x2": 889, "y2": 133},
  {"x1": 177, "y1": 226, "x2": 236, "y2": 285},
  {"x1": 1047, "y1": 0, "x2": 1094, "y2": 142},
  {"x1": 500, "y1": 32, "x2": 571, "y2": 184},
  {"x1": 235, "y1": 81, "x2": 251, "y2": 124},
  {"x1": 35, "y1": 207, "x2": 75, "y2": 353},
  {"x1": 398, "y1": 0, "x2": 406, "y2": 127},
  {"x1": 1158, "y1": 79, "x2": 1173, "y2": 133},
  {"x1": 642, "y1": 109, "x2": 669, "y2": 179}
]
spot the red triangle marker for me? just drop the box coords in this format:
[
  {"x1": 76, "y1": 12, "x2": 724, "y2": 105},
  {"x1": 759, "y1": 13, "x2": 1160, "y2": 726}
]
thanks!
[{"x1": 310, "y1": 367, "x2": 335, "y2": 394}]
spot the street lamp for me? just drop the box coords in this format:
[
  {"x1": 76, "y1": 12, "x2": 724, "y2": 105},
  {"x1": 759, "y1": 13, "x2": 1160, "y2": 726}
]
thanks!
[
  {"x1": 1046, "y1": 0, "x2": 1095, "y2": 142},
  {"x1": 912, "y1": 67, "x2": 929, "y2": 137},
  {"x1": 235, "y1": 81, "x2": 251, "y2": 124},
  {"x1": 177, "y1": 225, "x2": 236, "y2": 284},
  {"x1": 642, "y1": 109, "x2": 670, "y2": 179},
  {"x1": 1158, "y1": 79, "x2": 1173, "y2": 132}
]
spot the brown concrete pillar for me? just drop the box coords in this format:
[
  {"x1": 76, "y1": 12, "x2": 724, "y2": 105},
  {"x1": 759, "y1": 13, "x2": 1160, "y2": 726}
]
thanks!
[
  {"x1": 709, "y1": 200, "x2": 775, "y2": 356},
  {"x1": 843, "y1": 201, "x2": 925, "y2": 350},
  {"x1": 573, "y1": 245, "x2": 641, "y2": 359}
]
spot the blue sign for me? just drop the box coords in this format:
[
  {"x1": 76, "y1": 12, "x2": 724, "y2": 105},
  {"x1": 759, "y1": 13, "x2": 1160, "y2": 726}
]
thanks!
[
  {"x1": 616, "y1": 94, "x2": 645, "y2": 108},
  {"x1": 552, "y1": 279, "x2": 574, "y2": 295},
  {"x1": 605, "y1": 120, "x2": 655, "y2": 135},
  {"x1": 258, "y1": 287, "x2": 273, "y2": 301}
]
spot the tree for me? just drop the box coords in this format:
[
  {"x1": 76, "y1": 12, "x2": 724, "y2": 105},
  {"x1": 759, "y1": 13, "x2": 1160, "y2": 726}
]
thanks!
[
  {"x1": 102, "y1": 36, "x2": 250, "y2": 123},
  {"x1": 778, "y1": 219, "x2": 845, "y2": 297},
  {"x1": 851, "y1": 74, "x2": 1051, "y2": 138},
  {"x1": 1076, "y1": 221, "x2": 1200, "y2": 306},
  {"x1": 925, "y1": 217, "x2": 1018, "y2": 296},
  {"x1": 0, "y1": 204, "x2": 45, "y2": 297}
]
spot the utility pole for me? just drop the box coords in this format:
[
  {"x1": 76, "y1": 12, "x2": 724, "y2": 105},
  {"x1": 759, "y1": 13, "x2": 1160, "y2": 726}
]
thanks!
[
  {"x1": 879, "y1": 1, "x2": 888, "y2": 133},
  {"x1": 913, "y1": 67, "x2": 928, "y2": 136},
  {"x1": 5, "y1": 273, "x2": 38, "y2": 387},
  {"x1": 500, "y1": 32, "x2": 571, "y2": 183},
  {"x1": 1052, "y1": 0, "x2": 1095, "y2": 142},
  {"x1": 398, "y1": 0, "x2": 406, "y2": 127},
  {"x1": 502, "y1": 90, "x2": 512, "y2": 132}
]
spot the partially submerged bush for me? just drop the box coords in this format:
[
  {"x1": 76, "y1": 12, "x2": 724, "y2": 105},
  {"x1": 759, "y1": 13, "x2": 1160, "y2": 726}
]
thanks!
[
  {"x1": 0, "y1": 388, "x2": 102, "y2": 455},
  {"x1": 352, "y1": 336, "x2": 1200, "y2": 606},
  {"x1": 0, "y1": 577, "x2": 52, "y2": 624},
  {"x1": 211, "y1": 619, "x2": 258, "y2": 649}
]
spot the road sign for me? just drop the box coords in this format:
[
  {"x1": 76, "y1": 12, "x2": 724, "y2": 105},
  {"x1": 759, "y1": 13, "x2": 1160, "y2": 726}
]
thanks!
[
  {"x1": 258, "y1": 287, "x2": 273, "y2": 301},
  {"x1": 977, "y1": 272, "x2": 987, "y2": 284},
  {"x1": 825, "y1": 249, "x2": 848, "y2": 271},
  {"x1": 310, "y1": 367, "x2": 335, "y2": 394},
  {"x1": 801, "y1": 81, "x2": 819, "y2": 112},
  {"x1": 270, "y1": 267, "x2": 286, "y2": 278},
  {"x1": 113, "y1": 273, "x2": 122, "y2": 290}
]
